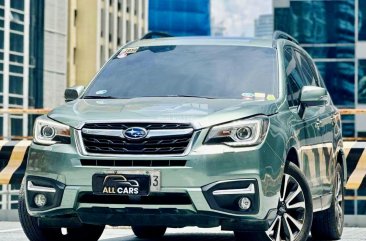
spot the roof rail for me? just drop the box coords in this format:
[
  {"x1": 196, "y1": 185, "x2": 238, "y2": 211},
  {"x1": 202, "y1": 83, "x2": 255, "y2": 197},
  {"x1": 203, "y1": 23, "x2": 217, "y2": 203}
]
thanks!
[
  {"x1": 272, "y1": 31, "x2": 299, "y2": 44},
  {"x1": 141, "y1": 31, "x2": 173, "y2": 40}
]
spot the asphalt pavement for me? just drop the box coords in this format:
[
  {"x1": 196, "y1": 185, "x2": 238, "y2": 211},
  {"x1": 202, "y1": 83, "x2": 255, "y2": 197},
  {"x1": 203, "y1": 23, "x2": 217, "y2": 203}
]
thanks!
[{"x1": 1, "y1": 222, "x2": 365, "y2": 241}]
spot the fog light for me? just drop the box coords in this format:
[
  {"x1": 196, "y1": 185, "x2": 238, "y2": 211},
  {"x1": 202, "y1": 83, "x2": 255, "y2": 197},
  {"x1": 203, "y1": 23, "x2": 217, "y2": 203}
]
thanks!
[
  {"x1": 238, "y1": 197, "x2": 251, "y2": 210},
  {"x1": 34, "y1": 194, "x2": 47, "y2": 207}
]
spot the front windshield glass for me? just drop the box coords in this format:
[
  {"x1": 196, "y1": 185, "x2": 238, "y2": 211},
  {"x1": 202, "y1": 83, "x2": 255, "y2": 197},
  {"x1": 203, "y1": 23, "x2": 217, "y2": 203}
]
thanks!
[{"x1": 84, "y1": 45, "x2": 278, "y2": 100}]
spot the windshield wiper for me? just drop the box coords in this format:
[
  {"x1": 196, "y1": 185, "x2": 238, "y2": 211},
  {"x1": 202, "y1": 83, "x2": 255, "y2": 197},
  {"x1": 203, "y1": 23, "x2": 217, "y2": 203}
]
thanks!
[
  {"x1": 83, "y1": 95, "x2": 117, "y2": 99},
  {"x1": 140, "y1": 95, "x2": 216, "y2": 99}
]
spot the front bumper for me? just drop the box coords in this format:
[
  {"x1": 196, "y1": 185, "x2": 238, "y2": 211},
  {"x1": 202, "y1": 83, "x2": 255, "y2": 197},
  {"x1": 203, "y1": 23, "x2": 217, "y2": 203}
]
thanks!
[{"x1": 24, "y1": 128, "x2": 285, "y2": 230}]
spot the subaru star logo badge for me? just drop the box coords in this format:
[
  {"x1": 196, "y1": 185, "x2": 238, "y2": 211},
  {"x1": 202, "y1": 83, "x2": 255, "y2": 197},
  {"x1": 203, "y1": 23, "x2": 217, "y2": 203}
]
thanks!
[{"x1": 123, "y1": 127, "x2": 148, "y2": 139}]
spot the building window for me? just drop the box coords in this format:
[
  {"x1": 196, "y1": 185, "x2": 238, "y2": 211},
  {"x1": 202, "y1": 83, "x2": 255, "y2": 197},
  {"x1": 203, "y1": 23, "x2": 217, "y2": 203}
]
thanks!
[
  {"x1": 274, "y1": 0, "x2": 355, "y2": 44},
  {"x1": 74, "y1": 9, "x2": 77, "y2": 27},
  {"x1": 100, "y1": 45, "x2": 105, "y2": 68},
  {"x1": 0, "y1": 30, "x2": 4, "y2": 49},
  {"x1": 134, "y1": 23, "x2": 138, "y2": 39},
  {"x1": 315, "y1": 61, "x2": 355, "y2": 107},
  {"x1": 10, "y1": 33, "x2": 24, "y2": 53},
  {"x1": 0, "y1": 73, "x2": 3, "y2": 92},
  {"x1": 127, "y1": 0, "x2": 130, "y2": 13},
  {"x1": 117, "y1": 15, "x2": 122, "y2": 44},
  {"x1": 9, "y1": 54, "x2": 23, "y2": 64},
  {"x1": 341, "y1": 115, "x2": 355, "y2": 138},
  {"x1": 10, "y1": 22, "x2": 24, "y2": 32},
  {"x1": 109, "y1": 12, "x2": 113, "y2": 42},
  {"x1": 303, "y1": 46, "x2": 355, "y2": 59},
  {"x1": 358, "y1": 60, "x2": 366, "y2": 104},
  {"x1": 9, "y1": 75, "x2": 23, "y2": 94},
  {"x1": 73, "y1": 47, "x2": 76, "y2": 65},
  {"x1": 10, "y1": 11, "x2": 24, "y2": 23},
  {"x1": 118, "y1": 1, "x2": 121, "y2": 11},
  {"x1": 0, "y1": 117, "x2": 3, "y2": 136},
  {"x1": 10, "y1": 117, "x2": 23, "y2": 136},
  {"x1": 9, "y1": 97, "x2": 23, "y2": 107},
  {"x1": 100, "y1": 8, "x2": 105, "y2": 37},
  {"x1": 126, "y1": 20, "x2": 130, "y2": 41},
  {"x1": 10, "y1": 0, "x2": 24, "y2": 11},
  {"x1": 359, "y1": 0, "x2": 366, "y2": 40},
  {"x1": 9, "y1": 64, "x2": 23, "y2": 74}
]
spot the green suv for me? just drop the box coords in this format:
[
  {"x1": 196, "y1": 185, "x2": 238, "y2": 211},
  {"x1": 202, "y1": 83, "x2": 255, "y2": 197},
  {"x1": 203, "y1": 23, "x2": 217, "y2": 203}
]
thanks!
[{"x1": 19, "y1": 32, "x2": 346, "y2": 241}]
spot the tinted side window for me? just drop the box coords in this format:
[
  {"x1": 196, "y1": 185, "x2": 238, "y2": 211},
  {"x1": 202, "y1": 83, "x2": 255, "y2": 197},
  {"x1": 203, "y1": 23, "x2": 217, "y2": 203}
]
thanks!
[
  {"x1": 284, "y1": 48, "x2": 306, "y2": 106},
  {"x1": 287, "y1": 81, "x2": 294, "y2": 107},
  {"x1": 296, "y1": 51, "x2": 319, "y2": 87}
]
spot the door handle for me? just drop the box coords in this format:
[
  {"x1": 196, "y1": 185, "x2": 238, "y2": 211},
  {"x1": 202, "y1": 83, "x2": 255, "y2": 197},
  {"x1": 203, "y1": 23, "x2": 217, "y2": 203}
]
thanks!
[
  {"x1": 331, "y1": 115, "x2": 336, "y2": 126},
  {"x1": 315, "y1": 119, "x2": 322, "y2": 129}
]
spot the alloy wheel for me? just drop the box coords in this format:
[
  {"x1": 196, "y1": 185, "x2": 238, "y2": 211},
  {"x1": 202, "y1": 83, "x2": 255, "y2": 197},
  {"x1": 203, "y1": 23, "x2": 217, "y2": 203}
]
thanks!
[
  {"x1": 266, "y1": 174, "x2": 306, "y2": 241},
  {"x1": 335, "y1": 171, "x2": 344, "y2": 233}
]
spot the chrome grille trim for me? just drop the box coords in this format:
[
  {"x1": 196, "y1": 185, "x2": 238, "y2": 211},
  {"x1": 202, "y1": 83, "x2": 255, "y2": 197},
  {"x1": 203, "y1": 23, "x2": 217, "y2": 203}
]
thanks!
[
  {"x1": 80, "y1": 159, "x2": 187, "y2": 167},
  {"x1": 82, "y1": 122, "x2": 193, "y2": 130},
  {"x1": 75, "y1": 124, "x2": 198, "y2": 157},
  {"x1": 81, "y1": 128, "x2": 194, "y2": 138}
]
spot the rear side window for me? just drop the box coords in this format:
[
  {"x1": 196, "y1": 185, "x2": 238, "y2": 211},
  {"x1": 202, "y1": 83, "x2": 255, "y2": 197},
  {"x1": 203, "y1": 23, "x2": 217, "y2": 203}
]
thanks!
[{"x1": 284, "y1": 48, "x2": 307, "y2": 106}]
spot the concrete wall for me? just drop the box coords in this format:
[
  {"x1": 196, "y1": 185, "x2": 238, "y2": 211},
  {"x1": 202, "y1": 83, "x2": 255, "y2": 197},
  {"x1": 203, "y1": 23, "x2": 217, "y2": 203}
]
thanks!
[{"x1": 43, "y1": 0, "x2": 68, "y2": 108}]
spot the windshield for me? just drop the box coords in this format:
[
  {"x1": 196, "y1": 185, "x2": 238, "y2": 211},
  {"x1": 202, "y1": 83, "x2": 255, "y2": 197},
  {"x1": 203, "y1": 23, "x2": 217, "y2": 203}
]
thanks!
[{"x1": 84, "y1": 45, "x2": 278, "y2": 100}]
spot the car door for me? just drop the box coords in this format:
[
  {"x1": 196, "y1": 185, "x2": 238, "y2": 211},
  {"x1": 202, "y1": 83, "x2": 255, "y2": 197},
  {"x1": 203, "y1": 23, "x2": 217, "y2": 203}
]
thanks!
[
  {"x1": 284, "y1": 47, "x2": 323, "y2": 198},
  {"x1": 318, "y1": 79, "x2": 338, "y2": 196},
  {"x1": 297, "y1": 52, "x2": 335, "y2": 196}
]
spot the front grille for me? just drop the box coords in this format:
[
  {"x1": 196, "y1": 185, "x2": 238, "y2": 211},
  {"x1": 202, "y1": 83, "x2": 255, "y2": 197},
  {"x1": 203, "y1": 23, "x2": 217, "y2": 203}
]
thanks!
[
  {"x1": 78, "y1": 192, "x2": 192, "y2": 205},
  {"x1": 83, "y1": 123, "x2": 192, "y2": 130},
  {"x1": 80, "y1": 159, "x2": 186, "y2": 167},
  {"x1": 80, "y1": 123, "x2": 193, "y2": 155}
]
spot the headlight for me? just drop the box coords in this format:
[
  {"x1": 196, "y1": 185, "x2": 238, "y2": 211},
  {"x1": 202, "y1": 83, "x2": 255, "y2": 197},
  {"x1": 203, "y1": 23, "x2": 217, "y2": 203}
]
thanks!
[
  {"x1": 33, "y1": 116, "x2": 71, "y2": 145},
  {"x1": 204, "y1": 117, "x2": 269, "y2": 147}
]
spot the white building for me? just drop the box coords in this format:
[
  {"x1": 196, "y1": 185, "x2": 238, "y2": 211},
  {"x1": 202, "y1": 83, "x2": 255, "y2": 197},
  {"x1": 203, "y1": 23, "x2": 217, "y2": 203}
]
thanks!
[
  {"x1": 0, "y1": 0, "x2": 68, "y2": 138},
  {"x1": 42, "y1": 0, "x2": 68, "y2": 109},
  {"x1": 68, "y1": 0, "x2": 149, "y2": 87},
  {"x1": 254, "y1": 14, "x2": 273, "y2": 38}
]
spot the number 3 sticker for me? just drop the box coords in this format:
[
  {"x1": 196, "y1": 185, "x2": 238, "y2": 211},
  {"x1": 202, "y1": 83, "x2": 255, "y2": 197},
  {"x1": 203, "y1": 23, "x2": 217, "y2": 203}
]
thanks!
[
  {"x1": 149, "y1": 171, "x2": 161, "y2": 192},
  {"x1": 153, "y1": 175, "x2": 159, "y2": 187}
]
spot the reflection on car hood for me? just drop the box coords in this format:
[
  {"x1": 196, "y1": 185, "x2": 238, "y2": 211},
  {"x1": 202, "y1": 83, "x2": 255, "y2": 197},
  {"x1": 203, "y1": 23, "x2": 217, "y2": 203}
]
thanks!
[{"x1": 48, "y1": 97, "x2": 279, "y2": 129}]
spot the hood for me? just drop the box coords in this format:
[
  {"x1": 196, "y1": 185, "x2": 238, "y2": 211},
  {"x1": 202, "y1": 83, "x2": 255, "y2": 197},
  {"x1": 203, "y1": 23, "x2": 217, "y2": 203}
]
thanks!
[{"x1": 48, "y1": 97, "x2": 279, "y2": 129}]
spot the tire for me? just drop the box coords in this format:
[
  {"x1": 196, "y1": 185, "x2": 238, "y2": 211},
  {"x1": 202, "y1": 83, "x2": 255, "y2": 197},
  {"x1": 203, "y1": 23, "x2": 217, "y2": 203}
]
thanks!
[
  {"x1": 132, "y1": 226, "x2": 167, "y2": 239},
  {"x1": 311, "y1": 163, "x2": 344, "y2": 240},
  {"x1": 18, "y1": 185, "x2": 105, "y2": 241},
  {"x1": 235, "y1": 162, "x2": 313, "y2": 241}
]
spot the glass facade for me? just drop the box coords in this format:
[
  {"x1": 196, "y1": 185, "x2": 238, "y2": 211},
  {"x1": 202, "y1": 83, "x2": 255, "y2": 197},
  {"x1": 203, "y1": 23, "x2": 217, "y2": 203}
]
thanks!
[
  {"x1": 29, "y1": 0, "x2": 44, "y2": 109},
  {"x1": 359, "y1": 60, "x2": 366, "y2": 104},
  {"x1": 274, "y1": 0, "x2": 366, "y2": 216},
  {"x1": 149, "y1": 0, "x2": 211, "y2": 36},
  {"x1": 359, "y1": 0, "x2": 366, "y2": 41},
  {"x1": 0, "y1": 0, "x2": 44, "y2": 138},
  {"x1": 275, "y1": 0, "x2": 355, "y2": 44},
  {"x1": 274, "y1": 0, "x2": 356, "y2": 137}
]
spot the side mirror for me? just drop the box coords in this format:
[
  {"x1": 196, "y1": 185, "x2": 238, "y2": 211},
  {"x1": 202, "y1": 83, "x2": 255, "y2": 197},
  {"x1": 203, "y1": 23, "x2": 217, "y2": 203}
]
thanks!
[
  {"x1": 64, "y1": 85, "x2": 85, "y2": 102},
  {"x1": 298, "y1": 86, "x2": 328, "y2": 118},
  {"x1": 300, "y1": 86, "x2": 328, "y2": 107}
]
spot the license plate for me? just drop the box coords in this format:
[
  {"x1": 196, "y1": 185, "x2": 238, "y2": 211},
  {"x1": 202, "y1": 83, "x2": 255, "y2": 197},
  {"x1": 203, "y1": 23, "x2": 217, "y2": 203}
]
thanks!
[{"x1": 92, "y1": 170, "x2": 161, "y2": 196}]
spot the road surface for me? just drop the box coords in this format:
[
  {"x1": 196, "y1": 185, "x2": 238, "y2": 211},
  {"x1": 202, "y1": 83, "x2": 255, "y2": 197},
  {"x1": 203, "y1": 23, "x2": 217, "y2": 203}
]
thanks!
[{"x1": 0, "y1": 222, "x2": 365, "y2": 241}]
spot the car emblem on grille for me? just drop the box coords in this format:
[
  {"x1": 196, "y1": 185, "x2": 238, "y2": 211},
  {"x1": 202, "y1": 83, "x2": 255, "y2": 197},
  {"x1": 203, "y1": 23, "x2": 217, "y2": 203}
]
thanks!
[{"x1": 123, "y1": 127, "x2": 148, "y2": 139}]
